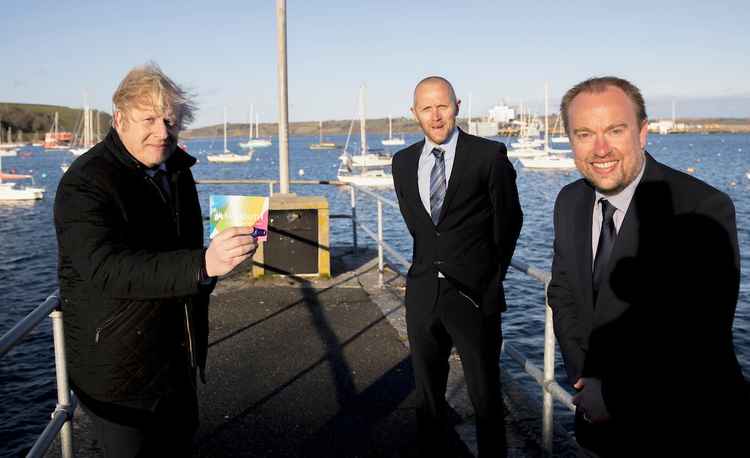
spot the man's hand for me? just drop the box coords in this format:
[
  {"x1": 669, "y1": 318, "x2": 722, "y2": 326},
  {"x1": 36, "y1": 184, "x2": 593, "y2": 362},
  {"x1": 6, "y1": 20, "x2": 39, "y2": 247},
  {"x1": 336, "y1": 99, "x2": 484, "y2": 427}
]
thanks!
[
  {"x1": 205, "y1": 226, "x2": 258, "y2": 277},
  {"x1": 572, "y1": 377, "x2": 611, "y2": 423}
]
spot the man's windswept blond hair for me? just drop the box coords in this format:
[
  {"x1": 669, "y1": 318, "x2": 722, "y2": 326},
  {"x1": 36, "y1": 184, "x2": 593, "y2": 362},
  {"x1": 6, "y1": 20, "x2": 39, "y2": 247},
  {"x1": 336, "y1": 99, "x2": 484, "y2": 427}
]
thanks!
[{"x1": 112, "y1": 62, "x2": 196, "y2": 130}]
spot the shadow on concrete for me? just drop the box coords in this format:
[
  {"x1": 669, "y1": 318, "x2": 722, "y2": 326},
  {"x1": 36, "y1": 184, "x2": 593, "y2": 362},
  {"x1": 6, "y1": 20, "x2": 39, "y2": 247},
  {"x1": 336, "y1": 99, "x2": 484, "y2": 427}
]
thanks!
[{"x1": 195, "y1": 267, "x2": 419, "y2": 457}]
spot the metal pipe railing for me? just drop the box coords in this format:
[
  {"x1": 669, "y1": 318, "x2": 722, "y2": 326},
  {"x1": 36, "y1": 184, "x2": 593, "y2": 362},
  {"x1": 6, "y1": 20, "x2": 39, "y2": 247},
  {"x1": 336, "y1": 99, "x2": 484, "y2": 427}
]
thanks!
[
  {"x1": 0, "y1": 290, "x2": 60, "y2": 357},
  {"x1": 0, "y1": 290, "x2": 74, "y2": 458},
  {"x1": 346, "y1": 184, "x2": 573, "y2": 454},
  {"x1": 4, "y1": 180, "x2": 572, "y2": 457}
]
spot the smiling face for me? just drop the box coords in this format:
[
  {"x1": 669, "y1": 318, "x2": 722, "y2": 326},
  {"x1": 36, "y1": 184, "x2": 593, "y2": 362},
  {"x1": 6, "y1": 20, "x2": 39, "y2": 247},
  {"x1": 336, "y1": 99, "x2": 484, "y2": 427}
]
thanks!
[
  {"x1": 567, "y1": 85, "x2": 648, "y2": 195},
  {"x1": 411, "y1": 79, "x2": 460, "y2": 145},
  {"x1": 114, "y1": 103, "x2": 180, "y2": 168}
]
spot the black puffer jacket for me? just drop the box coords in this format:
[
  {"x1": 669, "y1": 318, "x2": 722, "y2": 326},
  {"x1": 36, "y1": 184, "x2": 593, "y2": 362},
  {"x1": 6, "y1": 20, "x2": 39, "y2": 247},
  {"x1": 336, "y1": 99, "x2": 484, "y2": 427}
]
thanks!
[{"x1": 54, "y1": 128, "x2": 212, "y2": 407}]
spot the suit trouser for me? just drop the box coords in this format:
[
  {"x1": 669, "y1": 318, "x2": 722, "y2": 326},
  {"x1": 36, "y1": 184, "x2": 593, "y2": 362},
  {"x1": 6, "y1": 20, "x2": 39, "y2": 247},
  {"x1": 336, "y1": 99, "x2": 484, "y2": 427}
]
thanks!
[
  {"x1": 80, "y1": 384, "x2": 199, "y2": 458},
  {"x1": 406, "y1": 278, "x2": 506, "y2": 457}
]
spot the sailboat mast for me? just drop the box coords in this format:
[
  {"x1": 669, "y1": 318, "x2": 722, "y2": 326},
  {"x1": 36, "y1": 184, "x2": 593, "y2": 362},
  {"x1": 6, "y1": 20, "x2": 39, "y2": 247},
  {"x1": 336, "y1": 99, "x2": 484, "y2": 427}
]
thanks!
[
  {"x1": 544, "y1": 82, "x2": 549, "y2": 153},
  {"x1": 223, "y1": 107, "x2": 228, "y2": 153},
  {"x1": 388, "y1": 115, "x2": 392, "y2": 139},
  {"x1": 359, "y1": 84, "x2": 367, "y2": 155},
  {"x1": 249, "y1": 104, "x2": 254, "y2": 141},
  {"x1": 319, "y1": 120, "x2": 323, "y2": 143},
  {"x1": 256, "y1": 113, "x2": 260, "y2": 138}
]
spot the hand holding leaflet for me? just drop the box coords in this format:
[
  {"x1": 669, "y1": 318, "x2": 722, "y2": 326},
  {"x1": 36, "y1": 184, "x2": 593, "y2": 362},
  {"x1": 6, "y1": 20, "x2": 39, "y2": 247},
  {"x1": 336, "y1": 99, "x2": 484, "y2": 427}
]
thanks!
[{"x1": 210, "y1": 195, "x2": 270, "y2": 241}]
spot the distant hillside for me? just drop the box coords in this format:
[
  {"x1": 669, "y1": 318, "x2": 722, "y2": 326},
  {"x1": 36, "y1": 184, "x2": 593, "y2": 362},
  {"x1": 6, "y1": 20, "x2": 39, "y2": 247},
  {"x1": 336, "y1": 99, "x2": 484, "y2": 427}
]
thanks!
[
  {"x1": 181, "y1": 117, "x2": 427, "y2": 139},
  {"x1": 0, "y1": 102, "x2": 112, "y2": 142}
]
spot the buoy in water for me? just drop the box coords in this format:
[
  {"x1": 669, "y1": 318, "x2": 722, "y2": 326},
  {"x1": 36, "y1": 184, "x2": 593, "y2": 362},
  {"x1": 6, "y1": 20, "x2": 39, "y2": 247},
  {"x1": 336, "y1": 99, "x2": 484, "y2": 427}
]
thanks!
[{"x1": 298, "y1": 169, "x2": 305, "y2": 176}]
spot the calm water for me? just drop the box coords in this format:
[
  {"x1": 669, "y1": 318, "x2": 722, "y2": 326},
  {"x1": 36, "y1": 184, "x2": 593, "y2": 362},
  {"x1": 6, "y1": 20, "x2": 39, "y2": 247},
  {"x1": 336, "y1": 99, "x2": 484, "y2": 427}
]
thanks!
[{"x1": 1, "y1": 132, "x2": 749, "y2": 456}]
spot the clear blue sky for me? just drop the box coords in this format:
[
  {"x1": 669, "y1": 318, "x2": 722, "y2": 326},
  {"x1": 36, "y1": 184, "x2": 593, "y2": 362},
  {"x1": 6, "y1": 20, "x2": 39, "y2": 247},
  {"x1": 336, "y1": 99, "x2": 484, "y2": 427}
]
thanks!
[{"x1": 2, "y1": 0, "x2": 748, "y2": 128}]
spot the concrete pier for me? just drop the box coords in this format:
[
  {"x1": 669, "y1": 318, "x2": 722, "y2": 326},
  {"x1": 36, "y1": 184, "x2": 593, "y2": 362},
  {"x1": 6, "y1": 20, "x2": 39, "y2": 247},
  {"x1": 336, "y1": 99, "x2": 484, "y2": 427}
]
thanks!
[{"x1": 46, "y1": 247, "x2": 579, "y2": 457}]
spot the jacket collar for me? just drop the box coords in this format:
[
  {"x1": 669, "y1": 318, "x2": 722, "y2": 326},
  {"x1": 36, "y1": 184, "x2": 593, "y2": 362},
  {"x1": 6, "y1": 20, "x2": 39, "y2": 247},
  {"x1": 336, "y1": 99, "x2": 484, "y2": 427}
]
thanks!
[{"x1": 103, "y1": 128, "x2": 196, "y2": 173}]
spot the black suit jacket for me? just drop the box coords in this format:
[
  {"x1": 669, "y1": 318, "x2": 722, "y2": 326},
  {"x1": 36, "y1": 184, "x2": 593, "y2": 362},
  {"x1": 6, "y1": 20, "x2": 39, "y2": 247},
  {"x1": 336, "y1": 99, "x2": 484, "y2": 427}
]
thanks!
[
  {"x1": 548, "y1": 153, "x2": 747, "y2": 448},
  {"x1": 392, "y1": 129, "x2": 522, "y2": 315}
]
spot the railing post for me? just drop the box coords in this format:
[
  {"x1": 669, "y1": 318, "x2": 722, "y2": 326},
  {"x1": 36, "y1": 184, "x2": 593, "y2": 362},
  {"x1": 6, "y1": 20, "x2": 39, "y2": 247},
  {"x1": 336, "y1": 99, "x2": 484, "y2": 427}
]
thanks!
[
  {"x1": 50, "y1": 309, "x2": 73, "y2": 458},
  {"x1": 268, "y1": 182, "x2": 274, "y2": 196},
  {"x1": 542, "y1": 280, "x2": 555, "y2": 454},
  {"x1": 350, "y1": 186, "x2": 357, "y2": 254},
  {"x1": 377, "y1": 200, "x2": 384, "y2": 287}
]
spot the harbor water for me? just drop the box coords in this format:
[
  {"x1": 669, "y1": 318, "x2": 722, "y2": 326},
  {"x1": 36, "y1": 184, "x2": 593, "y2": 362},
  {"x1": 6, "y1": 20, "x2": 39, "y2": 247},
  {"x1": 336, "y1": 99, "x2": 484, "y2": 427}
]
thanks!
[{"x1": 1, "y1": 132, "x2": 749, "y2": 456}]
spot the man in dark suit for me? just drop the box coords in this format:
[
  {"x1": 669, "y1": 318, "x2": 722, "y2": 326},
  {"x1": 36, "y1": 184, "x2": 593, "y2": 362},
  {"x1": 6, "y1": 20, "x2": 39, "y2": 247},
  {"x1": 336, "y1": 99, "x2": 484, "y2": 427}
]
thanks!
[
  {"x1": 392, "y1": 76, "x2": 522, "y2": 457},
  {"x1": 549, "y1": 76, "x2": 748, "y2": 456}
]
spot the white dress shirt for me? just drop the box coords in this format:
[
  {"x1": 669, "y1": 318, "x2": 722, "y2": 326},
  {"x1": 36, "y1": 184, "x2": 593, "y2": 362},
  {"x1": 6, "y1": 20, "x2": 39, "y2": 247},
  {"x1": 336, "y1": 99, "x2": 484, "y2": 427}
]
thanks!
[{"x1": 591, "y1": 160, "x2": 646, "y2": 263}]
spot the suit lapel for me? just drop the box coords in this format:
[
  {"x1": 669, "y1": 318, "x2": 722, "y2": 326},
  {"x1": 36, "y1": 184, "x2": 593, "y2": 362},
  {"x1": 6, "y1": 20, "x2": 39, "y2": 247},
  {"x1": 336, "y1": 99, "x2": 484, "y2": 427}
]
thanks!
[
  {"x1": 574, "y1": 184, "x2": 595, "y2": 313},
  {"x1": 592, "y1": 154, "x2": 657, "y2": 326},
  {"x1": 437, "y1": 129, "x2": 469, "y2": 225},
  {"x1": 404, "y1": 140, "x2": 433, "y2": 225}
]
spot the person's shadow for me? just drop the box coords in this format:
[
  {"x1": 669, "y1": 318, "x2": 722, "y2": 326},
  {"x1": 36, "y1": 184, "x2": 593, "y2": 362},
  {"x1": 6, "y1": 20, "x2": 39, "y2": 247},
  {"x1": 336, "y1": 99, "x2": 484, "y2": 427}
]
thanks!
[{"x1": 582, "y1": 180, "x2": 748, "y2": 455}]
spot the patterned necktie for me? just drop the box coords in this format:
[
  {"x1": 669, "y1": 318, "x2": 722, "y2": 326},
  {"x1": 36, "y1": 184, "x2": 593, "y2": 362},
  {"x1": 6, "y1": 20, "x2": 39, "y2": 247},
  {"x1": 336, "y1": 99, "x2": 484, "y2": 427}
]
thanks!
[
  {"x1": 429, "y1": 148, "x2": 446, "y2": 226},
  {"x1": 592, "y1": 198, "x2": 617, "y2": 302}
]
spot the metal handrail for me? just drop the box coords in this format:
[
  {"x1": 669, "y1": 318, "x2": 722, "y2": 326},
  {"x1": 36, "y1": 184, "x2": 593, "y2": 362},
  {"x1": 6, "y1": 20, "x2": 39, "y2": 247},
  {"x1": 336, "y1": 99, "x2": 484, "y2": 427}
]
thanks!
[
  {"x1": 0, "y1": 290, "x2": 60, "y2": 357},
  {"x1": 346, "y1": 184, "x2": 574, "y2": 453},
  {"x1": 0, "y1": 290, "x2": 75, "y2": 458},
  {"x1": 3, "y1": 180, "x2": 571, "y2": 457}
]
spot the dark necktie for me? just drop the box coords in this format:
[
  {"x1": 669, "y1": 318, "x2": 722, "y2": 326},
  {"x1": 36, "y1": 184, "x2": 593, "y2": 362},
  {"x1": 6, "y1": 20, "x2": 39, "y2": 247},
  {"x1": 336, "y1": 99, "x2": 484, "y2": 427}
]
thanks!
[
  {"x1": 152, "y1": 169, "x2": 171, "y2": 200},
  {"x1": 592, "y1": 198, "x2": 617, "y2": 301},
  {"x1": 429, "y1": 148, "x2": 446, "y2": 226}
]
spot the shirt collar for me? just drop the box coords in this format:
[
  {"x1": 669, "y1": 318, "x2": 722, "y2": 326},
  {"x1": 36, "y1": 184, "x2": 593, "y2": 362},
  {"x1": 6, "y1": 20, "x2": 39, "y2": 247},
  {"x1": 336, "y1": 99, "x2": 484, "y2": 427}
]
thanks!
[
  {"x1": 595, "y1": 155, "x2": 646, "y2": 213},
  {"x1": 421, "y1": 128, "x2": 458, "y2": 158},
  {"x1": 144, "y1": 163, "x2": 168, "y2": 177}
]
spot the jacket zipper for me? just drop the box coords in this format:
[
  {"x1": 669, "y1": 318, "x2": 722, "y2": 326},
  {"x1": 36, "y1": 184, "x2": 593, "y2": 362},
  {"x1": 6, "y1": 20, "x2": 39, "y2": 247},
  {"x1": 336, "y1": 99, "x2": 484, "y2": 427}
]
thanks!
[
  {"x1": 95, "y1": 306, "x2": 131, "y2": 343},
  {"x1": 184, "y1": 303, "x2": 196, "y2": 369},
  {"x1": 458, "y1": 290, "x2": 480, "y2": 309}
]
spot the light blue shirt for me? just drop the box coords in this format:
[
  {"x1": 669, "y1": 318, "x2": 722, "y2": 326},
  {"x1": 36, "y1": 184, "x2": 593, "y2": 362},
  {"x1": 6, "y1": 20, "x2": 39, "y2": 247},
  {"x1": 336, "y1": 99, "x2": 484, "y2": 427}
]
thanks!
[
  {"x1": 417, "y1": 128, "x2": 458, "y2": 216},
  {"x1": 417, "y1": 128, "x2": 458, "y2": 279}
]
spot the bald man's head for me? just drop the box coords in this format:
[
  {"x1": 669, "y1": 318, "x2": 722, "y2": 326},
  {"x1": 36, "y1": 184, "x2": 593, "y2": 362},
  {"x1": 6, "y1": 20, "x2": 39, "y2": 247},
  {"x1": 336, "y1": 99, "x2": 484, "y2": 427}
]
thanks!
[
  {"x1": 411, "y1": 76, "x2": 460, "y2": 145},
  {"x1": 412, "y1": 76, "x2": 458, "y2": 109}
]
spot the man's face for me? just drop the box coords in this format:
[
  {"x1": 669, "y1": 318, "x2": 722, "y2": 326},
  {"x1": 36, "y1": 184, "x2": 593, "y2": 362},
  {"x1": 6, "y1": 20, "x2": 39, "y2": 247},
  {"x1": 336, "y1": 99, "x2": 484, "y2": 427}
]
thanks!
[
  {"x1": 411, "y1": 80, "x2": 460, "y2": 145},
  {"x1": 567, "y1": 86, "x2": 647, "y2": 195},
  {"x1": 114, "y1": 104, "x2": 180, "y2": 168}
]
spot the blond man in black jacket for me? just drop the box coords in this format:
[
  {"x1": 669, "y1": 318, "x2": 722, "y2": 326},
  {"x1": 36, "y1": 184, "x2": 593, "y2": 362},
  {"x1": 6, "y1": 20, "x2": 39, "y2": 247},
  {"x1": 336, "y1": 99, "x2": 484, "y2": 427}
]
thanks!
[{"x1": 54, "y1": 63, "x2": 256, "y2": 457}]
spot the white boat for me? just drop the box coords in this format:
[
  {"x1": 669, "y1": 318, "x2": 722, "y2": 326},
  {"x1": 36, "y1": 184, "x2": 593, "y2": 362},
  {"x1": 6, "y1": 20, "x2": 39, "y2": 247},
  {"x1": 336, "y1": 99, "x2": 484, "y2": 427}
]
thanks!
[
  {"x1": 510, "y1": 137, "x2": 544, "y2": 149},
  {"x1": 341, "y1": 152, "x2": 392, "y2": 167},
  {"x1": 549, "y1": 114, "x2": 569, "y2": 143},
  {"x1": 520, "y1": 83, "x2": 577, "y2": 171},
  {"x1": 70, "y1": 96, "x2": 96, "y2": 156},
  {"x1": 0, "y1": 156, "x2": 44, "y2": 201},
  {"x1": 207, "y1": 108, "x2": 252, "y2": 163},
  {"x1": 519, "y1": 154, "x2": 576, "y2": 170},
  {"x1": 337, "y1": 167, "x2": 393, "y2": 187},
  {"x1": 239, "y1": 105, "x2": 272, "y2": 148},
  {"x1": 337, "y1": 84, "x2": 394, "y2": 187},
  {"x1": 381, "y1": 115, "x2": 405, "y2": 146},
  {"x1": 206, "y1": 153, "x2": 252, "y2": 163},
  {"x1": 508, "y1": 146, "x2": 546, "y2": 158},
  {"x1": 0, "y1": 148, "x2": 18, "y2": 157}
]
